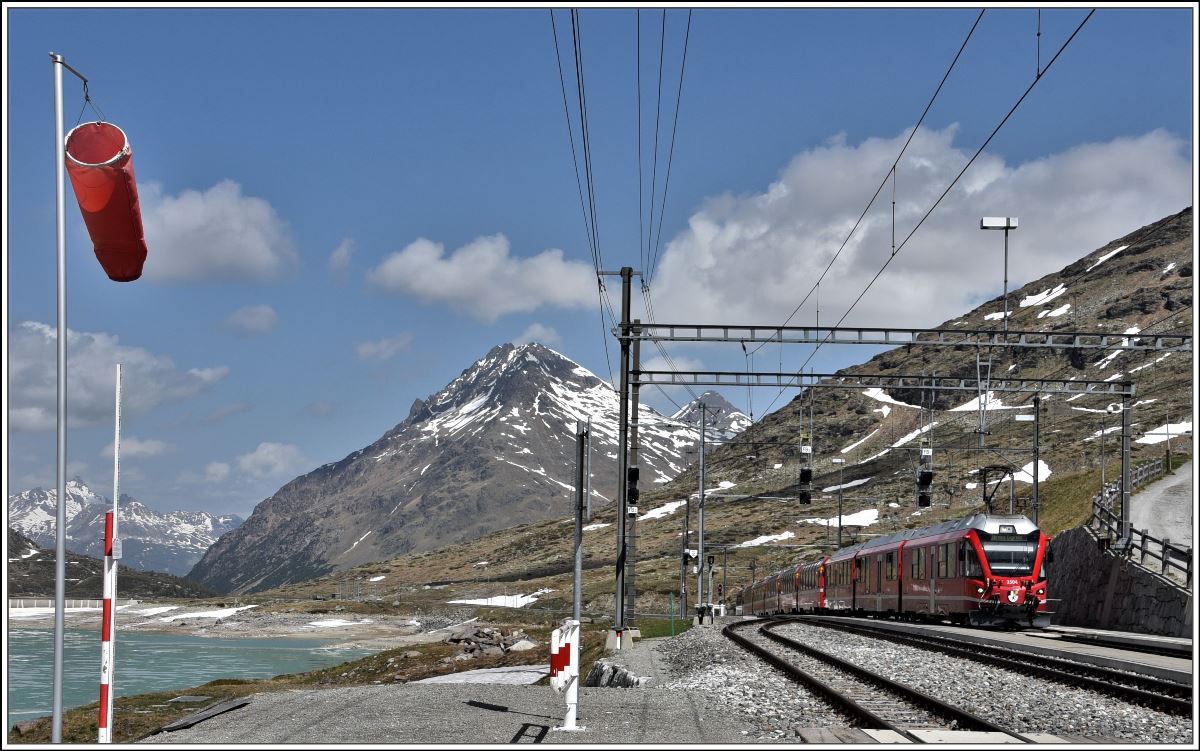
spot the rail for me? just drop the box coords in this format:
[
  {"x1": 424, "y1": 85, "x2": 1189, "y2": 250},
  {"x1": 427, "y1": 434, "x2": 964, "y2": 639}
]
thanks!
[{"x1": 1090, "y1": 458, "x2": 1192, "y2": 589}]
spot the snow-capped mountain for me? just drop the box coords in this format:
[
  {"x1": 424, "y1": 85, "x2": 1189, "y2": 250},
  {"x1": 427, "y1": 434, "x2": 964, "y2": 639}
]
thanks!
[
  {"x1": 8, "y1": 481, "x2": 243, "y2": 576},
  {"x1": 671, "y1": 391, "x2": 752, "y2": 441},
  {"x1": 189, "y1": 342, "x2": 703, "y2": 594}
]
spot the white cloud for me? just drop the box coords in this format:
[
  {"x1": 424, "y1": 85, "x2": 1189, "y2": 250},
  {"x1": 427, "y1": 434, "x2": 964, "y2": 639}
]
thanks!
[
  {"x1": 329, "y1": 238, "x2": 354, "y2": 276},
  {"x1": 203, "y1": 402, "x2": 253, "y2": 424},
  {"x1": 225, "y1": 305, "x2": 279, "y2": 335},
  {"x1": 140, "y1": 180, "x2": 296, "y2": 282},
  {"x1": 236, "y1": 442, "x2": 307, "y2": 480},
  {"x1": 102, "y1": 437, "x2": 168, "y2": 459},
  {"x1": 304, "y1": 401, "x2": 335, "y2": 417},
  {"x1": 648, "y1": 127, "x2": 1191, "y2": 328},
  {"x1": 513, "y1": 323, "x2": 561, "y2": 345},
  {"x1": 8, "y1": 321, "x2": 229, "y2": 432},
  {"x1": 366, "y1": 234, "x2": 595, "y2": 322},
  {"x1": 205, "y1": 462, "x2": 231, "y2": 483},
  {"x1": 355, "y1": 333, "x2": 413, "y2": 361}
]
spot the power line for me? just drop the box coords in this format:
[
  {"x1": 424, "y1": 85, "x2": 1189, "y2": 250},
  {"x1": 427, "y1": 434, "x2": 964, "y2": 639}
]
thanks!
[
  {"x1": 550, "y1": 9, "x2": 617, "y2": 390},
  {"x1": 549, "y1": 9, "x2": 598, "y2": 269},
  {"x1": 636, "y1": 9, "x2": 645, "y2": 277},
  {"x1": 647, "y1": 9, "x2": 694, "y2": 283},
  {"x1": 645, "y1": 10, "x2": 668, "y2": 273},
  {"x1": 571, "y1": 9, "x2": 604, "y2": 274}
]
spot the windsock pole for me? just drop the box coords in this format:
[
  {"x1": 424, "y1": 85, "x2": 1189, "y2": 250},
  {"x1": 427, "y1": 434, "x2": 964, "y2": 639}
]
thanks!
[{"x1": 98, "y1": 363, "x2": 121, "y2": 742}]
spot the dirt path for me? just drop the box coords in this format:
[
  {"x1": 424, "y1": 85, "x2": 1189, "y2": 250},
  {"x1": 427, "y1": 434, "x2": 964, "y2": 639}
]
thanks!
[{"x1": 1129, "y1": 461, "x2": 1193, "y2": 547}]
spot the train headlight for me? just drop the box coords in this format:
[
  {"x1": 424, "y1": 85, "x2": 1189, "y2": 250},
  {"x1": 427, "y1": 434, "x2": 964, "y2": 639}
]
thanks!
[
  {"x1": 1036, "y1": 588, "x2": 1045, "y2": 595},
  {"x1": 975, "y1": 587, "x2": 985, "y2": 594}
]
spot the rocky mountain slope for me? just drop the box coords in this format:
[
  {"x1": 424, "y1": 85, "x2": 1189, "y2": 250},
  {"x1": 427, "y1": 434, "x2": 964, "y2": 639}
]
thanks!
[
  {"x1": 665, "y1": 206, "x2": 1193, "y2": 527},
  {"x1": 189, "y1": 344, "x2": 726, "y2": 594},
  {"x1": 7, "y1": 528, "x2": 215, "y2": 599},
  {"x1": 8, "y1": 481, "x2": 243, "y2": 576}
]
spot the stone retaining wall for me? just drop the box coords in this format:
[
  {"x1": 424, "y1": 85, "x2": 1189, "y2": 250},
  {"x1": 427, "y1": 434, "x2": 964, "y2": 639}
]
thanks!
[{"x1": 1048, "y1": 526, "x2": 1192, "y2": 637}]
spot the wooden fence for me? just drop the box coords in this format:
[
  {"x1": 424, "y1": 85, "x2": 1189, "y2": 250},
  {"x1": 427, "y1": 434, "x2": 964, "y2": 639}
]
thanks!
[{"x1": 1090, "y1": 457, "x2": 1192, "y2": 589}]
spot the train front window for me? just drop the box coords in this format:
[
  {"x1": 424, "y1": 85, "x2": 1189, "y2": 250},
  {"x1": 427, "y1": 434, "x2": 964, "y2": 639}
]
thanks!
[{"x1": 980, "y1": 540, "x2": 1038, "y2": 576}]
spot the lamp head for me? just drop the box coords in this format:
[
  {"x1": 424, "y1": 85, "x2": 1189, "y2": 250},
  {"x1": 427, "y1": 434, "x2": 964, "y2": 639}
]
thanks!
[{"x1": 981, "y1": 216, "x2": 1018, "y2": 230}]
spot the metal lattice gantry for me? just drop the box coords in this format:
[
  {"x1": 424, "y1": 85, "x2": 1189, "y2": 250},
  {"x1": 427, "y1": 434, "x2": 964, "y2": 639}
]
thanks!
[
  {"x1": 623, "y1": 323, "x2": 1192, "y2": 352},
  {"x1": 633, "y1": 369, "x2": 1139, "y2": 396},
  {"x1": 601, "y1": 267, "x2": 1192, "y2": 646}
]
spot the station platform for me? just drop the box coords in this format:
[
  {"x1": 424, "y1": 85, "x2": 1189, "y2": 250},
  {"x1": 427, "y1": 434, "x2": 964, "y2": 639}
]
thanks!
[
  {"x1": 1044, "y1": 624, "x2": 1192, "y2": 657},
  {"x1": 798, "y1": 728, "x2": 1110, "y2": 743}
]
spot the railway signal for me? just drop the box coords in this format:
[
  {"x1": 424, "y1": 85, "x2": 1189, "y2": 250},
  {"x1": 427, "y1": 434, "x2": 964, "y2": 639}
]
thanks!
[
  {"x1": 798, "y1": 445, "x2": 813, "y2": 504},
  {"x1": 918, "y1": 469, "x2": 934, "y2": 507},
  {"x1": 917, "y1": 446, "x2": 933, "y2": 507}
]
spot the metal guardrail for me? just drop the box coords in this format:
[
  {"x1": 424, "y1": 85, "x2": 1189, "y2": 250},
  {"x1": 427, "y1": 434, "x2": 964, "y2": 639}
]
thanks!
[
  {"x1": 8, "y1": 598, "x2": 140, "y2": 609},
  {"x1": 1091, "y1": 458, "x2": 1192, "y2": 589}
]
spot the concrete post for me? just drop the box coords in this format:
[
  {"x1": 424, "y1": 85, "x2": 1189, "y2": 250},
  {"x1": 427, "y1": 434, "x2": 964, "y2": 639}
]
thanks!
[{"x1": 1121, "y1": 391, "x2": 1132, "y2": 541}]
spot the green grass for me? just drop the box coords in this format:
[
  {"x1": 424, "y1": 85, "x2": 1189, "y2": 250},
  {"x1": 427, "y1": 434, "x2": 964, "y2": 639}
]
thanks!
[{"x1": 633, "y1": 616, "x2": 694, "y2": 639}]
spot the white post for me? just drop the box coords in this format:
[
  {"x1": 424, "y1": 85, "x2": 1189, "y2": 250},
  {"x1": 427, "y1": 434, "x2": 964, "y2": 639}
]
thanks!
[
  {"x1": 98, "y1": 363, "x2": 121, "y2": 742},
  {"x1": 564, "y1": 619, "x2": 580, "y2": 729}
]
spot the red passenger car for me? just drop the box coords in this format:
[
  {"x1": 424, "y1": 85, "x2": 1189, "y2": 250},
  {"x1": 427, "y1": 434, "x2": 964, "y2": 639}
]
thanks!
[{"x1": 737, "y1": 513, "x2": 1052, "y2": 627}]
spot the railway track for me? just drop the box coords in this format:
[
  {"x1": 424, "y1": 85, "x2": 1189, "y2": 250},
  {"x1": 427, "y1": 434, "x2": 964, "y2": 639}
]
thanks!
[
  {"x1": 793, "y1": 616, "x2": 1193, "y2": 716},
  {"x1": 723, "y1": 619, "x2": 1035, "y2": 743}
]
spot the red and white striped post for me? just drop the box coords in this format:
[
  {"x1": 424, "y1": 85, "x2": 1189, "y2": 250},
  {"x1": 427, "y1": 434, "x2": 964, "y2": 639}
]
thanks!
[
  {"x1": 98, "y1": 363, "x2": 121, "y2": 742},
  {"x1": 550, "y1": 619, "x2": 581, "y2": 730}
]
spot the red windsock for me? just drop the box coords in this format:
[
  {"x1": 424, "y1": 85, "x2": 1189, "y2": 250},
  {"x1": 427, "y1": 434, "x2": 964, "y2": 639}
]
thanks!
[{"x1": 65, "y1": 121, "x2": 148, "y2": 282}]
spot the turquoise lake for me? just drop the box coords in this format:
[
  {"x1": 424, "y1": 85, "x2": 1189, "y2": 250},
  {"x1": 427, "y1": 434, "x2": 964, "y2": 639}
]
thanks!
[{"x1": 7, "y1": 628, "x2": 371, "y2": 730}]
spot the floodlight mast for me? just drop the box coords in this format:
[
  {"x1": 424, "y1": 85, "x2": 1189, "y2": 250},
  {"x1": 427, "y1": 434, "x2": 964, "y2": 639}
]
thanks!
[{"x1": 980, "y1": 216, "x2": 1018, "y2": 334}]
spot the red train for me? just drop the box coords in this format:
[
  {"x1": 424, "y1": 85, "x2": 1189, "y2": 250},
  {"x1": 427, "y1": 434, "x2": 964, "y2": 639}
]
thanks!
[{"x1": 738, "y1": 513, "x2": 1052, "y2": 627}]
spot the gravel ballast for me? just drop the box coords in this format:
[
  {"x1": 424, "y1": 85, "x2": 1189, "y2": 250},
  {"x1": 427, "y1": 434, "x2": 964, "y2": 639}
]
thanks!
[
  {"x1": 654, "y1": 624, "x2": 852, "y2": 741},
  {"x1": 773, "y1": 621, "x2": 1193, "y2": 744}
]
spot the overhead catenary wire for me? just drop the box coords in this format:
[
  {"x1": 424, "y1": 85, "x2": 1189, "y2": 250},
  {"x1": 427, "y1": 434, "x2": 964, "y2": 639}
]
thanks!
[
  {"x1": 759, "y1": 9, "x2": 1096, "y2": 417},
  {"x1": 635, "y1": 10, "x2": 699, "y2": 408},
  {"x1": 749, "y1": 9, "x2": 986, "y2": 358}
]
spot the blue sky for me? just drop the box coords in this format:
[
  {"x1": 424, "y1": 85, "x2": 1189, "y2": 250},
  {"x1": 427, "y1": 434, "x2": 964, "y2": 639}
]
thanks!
[{"x1": 5, "y1": 5, "x2": 1195, "y2": 517}]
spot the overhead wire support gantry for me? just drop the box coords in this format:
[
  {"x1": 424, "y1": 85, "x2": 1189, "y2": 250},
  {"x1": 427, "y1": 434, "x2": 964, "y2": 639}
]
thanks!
[
  {"x1": 622, "y1": 323, "x2": 1191, "y2": 352},
  {"x1": 633, "y1": 370, "x2": 1137, "y2": 397}
]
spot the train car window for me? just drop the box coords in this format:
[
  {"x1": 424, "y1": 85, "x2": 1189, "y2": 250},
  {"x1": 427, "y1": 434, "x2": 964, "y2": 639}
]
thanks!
[
  {"x1": 963, "y1": 542, "x2": 984, "y2": 578},
  {"x1": 886, "y1": 552, "x2": 895, "y2": 580},
  {"x1": 978, "y1": 531, "x2": 1039, "y2": 576}
]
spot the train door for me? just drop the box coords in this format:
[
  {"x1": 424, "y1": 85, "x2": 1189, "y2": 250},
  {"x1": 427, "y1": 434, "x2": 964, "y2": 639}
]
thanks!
[
  {"x1": 818, "y1": 564, "x2": 826, "y2": 610},
  {"x1": 878, "y1": 551, "x2": 888, "y2": 611},
  {"x1": 852, "y1": 558, "x2": 860, "y2": 611},
  {"x1": 928, "y1": 545, "x2": 936, "y2": 614}
]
